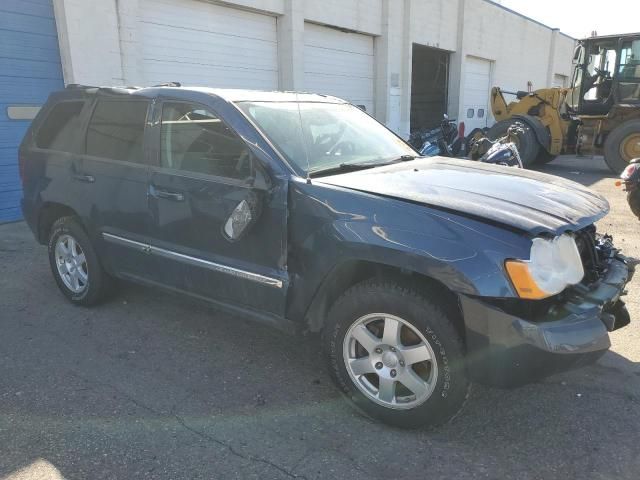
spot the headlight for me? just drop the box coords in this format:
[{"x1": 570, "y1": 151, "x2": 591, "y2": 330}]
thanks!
[{"x1": 505, "y1": 234, "x2": 584, "y2": 299}]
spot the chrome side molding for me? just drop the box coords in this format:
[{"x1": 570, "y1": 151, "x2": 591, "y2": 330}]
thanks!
[{"x1": 102, "y1": 232, "x2": 283, "y2": 289}]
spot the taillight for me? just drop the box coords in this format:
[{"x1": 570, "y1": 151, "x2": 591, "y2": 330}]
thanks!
[{"x1": 458, "y1": 121, "x2": 466, "y2": 139}]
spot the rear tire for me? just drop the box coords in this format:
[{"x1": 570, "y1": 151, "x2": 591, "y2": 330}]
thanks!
[
  {"x1": 627, "y1": 190, "x2": 640, "y2": 220},
  {"x1": 604, "y1": 120, "x2": 640, "y2": 174},
  {"x1": 536, "y1": 149, "x2": 557, "y2": 165},
  {"x1": 323, "y1": 280, "x2": 469, "y2": 429},
  {"x1": 48, "y1": 216, "x2": 113, "y2": 306},
  {"x1": 487, "y1": 120, "x2": 540, "y2": 167}
]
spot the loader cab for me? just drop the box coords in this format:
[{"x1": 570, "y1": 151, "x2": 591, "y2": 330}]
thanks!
[{"x1": 568, "y1": 33, "x2": 640, "y2": 115}]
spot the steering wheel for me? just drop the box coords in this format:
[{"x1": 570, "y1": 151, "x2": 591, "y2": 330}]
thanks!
[
  {"x1": 328, "y1": 141, "x2": 356, "y2": 156},
  {"x1": 593, "y1": 67, "x2": 610, "y2": 79},
  {"x1": 315, "y1": 133, "x2": 340, "y2": 151}
]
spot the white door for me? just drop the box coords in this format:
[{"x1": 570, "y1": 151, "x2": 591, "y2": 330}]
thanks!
[
  {"x1": 463, "y1": 56, "x2": 492, "y2": 132},
  {"x1": 304, "y1": 23, "x2": 375, "y2": 115},
  {"x1": 139, "y1": 0, "x2": 279, "y2": 90}
]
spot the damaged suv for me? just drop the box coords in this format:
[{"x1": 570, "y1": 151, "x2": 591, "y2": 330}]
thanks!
[{"x1": 20, "y1": 85, "x2": 634, "y2": 428}]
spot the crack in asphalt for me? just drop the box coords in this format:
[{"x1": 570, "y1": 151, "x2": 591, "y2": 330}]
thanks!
[
  {"x1": 171, "y1": 412, "x2": 309, "y2": 480},
  {"x1": 69, "y1": 372, "x2": 309, "y2": 480}
]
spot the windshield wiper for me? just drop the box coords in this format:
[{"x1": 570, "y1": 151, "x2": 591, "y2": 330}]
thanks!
[
  {"x1": 309, "y1": 155, "x2": 417, "y2": 178},
  {"x1": 310, "y1": 161, "x2": 390, "y2": 178},
  {"x1": 392, "y1": 154, "x2": 418, "y2": 162}
]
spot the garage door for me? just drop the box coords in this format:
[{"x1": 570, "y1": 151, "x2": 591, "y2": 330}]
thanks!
[
  {"x1": 304, "y1": 23, "x2": 375, "y2": 115},
  {"x1": 463, "y1": 56, "x2": 492, "y2": 132},
  {"x1": 0, "y1": 0, "x2": 64, "y2": 223},
  {"x1": 139, "y1": 0, "x2": 279, "y2": 90}
]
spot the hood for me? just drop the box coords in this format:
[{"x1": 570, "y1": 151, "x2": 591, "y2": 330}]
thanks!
[{"x1": 317, "y1": 157, "x2": 609, "y2": 236}]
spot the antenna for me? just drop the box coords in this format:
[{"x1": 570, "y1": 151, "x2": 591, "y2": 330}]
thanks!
[{"x1": 295, "y1": 92, "x2": 312, "y2": 184}]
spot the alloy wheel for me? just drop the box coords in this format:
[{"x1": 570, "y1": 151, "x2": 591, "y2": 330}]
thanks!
[
  {"x1": 343, "y1": 313, "x2": 438, "y2": 410},
  {"x1": 54, "y1": 234, "x2": 89, "y2": 293}
]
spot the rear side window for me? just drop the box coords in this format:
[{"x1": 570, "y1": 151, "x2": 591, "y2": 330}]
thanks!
[
  {"x1": 86, "y1": 100, "x2": 149, "y2": 163},
  {"x1": 35, "y1": 101, "x2": 85, "y2": 151}
]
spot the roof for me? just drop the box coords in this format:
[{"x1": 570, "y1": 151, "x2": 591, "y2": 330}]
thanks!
[
  {"x1": 63, "y1": 84, "x2": 348, "y2": 104},
  {"x1": 186, "y1": 87, "x2": 347, "y2": 103},
  {"x1": 580, "y1": 32, "x2": 640, "y2": 42}
]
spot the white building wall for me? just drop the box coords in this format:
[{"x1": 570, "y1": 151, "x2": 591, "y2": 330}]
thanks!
[
  {"x1": 52, "y1": 0, "x2": 124, "y2": 85},
  {"x1": 554, "y1": 33, "x2": 577, "y2": 78},
  {"x1": 410, "y1": 0, "x2": 459, "y2": 52},
  {"x1": 304, "y1": 0, "x2": 382, "y2": 36},
  {"x1": 52, "y1": 0, "x2": 576, "y2": 138}
]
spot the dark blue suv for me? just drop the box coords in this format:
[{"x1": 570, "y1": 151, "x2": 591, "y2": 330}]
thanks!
[{"x1": 20, "y1": 85, "x2": 634, "y2": 428}]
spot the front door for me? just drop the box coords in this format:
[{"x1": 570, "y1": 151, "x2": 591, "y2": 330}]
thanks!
[{"x1": 146, "y1": 100, "x2": 288, "y2": 316}]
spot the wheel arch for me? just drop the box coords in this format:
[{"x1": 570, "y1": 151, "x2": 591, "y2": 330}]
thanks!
[
  {"x1": 510, "y1": 114, "x2": 551, "y2": 151},
  {"x1": 37, "y1": 202, "x2": 81, "y2": 244},
  {"x1": 303, "y1": 260, "x2": 465, "y2": 341}
]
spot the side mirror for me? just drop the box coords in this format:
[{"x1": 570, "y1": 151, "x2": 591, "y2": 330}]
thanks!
[{"x1": 223, "y1": 190, "x2": 263, "y2": 241}]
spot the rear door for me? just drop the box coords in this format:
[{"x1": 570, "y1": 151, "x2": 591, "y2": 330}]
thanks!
[
  {"x1": 79, "y1": 96, "x2": 155, "y2": 279},
  {"x1": 146, "y1": 100, "x2": 288, "y2": 315}
]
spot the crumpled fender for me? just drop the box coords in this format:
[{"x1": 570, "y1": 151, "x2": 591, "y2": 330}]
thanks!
[{"x1": 285, "y1": 179, "x2": 532, "y2": 323}]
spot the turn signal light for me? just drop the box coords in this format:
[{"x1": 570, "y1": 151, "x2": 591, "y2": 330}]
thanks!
[{"x1": 504, "y1": 260, "x2": 550, "y2": 300}]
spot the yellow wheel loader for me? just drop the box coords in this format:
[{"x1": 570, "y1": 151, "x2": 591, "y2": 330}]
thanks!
[{"x1": 487, "y1": 32, "x2": 640, "y2": 172}]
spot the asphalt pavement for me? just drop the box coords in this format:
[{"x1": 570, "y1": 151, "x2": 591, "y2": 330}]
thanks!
[{"x1": 1, "y1": 155, "x2": 639, "y2": 479}]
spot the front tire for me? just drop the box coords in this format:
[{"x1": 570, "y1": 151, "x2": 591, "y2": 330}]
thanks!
[
  {"x1": 604, "y1": 120, "x2": 640, "y2": 173},
  {"x1": 48, "y1": 216, "x2": 113, "y2": 306},
  {"x1": 324, "y1": 280, "x2": 469, "y2": 428},
  {"x1": 487, "y1": 120, "x2": 540, "y2": 167},
  {"x1": 536, "y1": 149, "x2": 557, "y2": 165}
]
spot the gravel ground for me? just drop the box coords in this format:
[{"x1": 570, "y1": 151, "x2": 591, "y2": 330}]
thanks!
[{"x1": 1, "y1": 155, "x2": 639, "y2": 480}]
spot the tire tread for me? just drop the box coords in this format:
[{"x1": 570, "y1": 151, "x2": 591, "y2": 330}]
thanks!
[{"x1": 323, "y1": 279, "x2": 471, "y2": 429}]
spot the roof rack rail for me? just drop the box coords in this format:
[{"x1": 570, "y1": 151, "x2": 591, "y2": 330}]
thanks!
[
  {"x1": 66, "y1": 84, "x2": 141, "y2": 91},
  {"x1": 66, "y1": 84, "x2": 98, "y2": 89},
  {"x1": 153, "y1": 82, "x2": 181, "y2": 87}
]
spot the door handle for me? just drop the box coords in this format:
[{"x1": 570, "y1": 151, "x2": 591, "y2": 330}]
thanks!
[
  {"x1": 149, "y1": 185, "x2": 184, "y2": 202},
  {"x1": 72, "y1": 173, "x2": 95, "y2": 183}
]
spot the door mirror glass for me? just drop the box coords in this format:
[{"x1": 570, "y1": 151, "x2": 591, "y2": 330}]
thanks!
[{"x1": 223, "y1": 191, "x2": 263, "y2": 241}]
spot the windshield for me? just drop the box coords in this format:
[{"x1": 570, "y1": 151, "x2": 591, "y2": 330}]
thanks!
[{"x1": 236, "y1": 101, "x2": 416, "y2": 175}]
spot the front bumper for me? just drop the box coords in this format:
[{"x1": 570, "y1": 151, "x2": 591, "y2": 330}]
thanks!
[{"x1": 461, "y1": 256, "x2": 634, "y2": 387}]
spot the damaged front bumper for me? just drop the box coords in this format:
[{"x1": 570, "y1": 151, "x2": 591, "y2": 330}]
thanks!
[{"x1": 461, "y1": 255, "x2": 635, "y2": 387}]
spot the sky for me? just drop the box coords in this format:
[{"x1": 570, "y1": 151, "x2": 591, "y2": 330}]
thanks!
[{"x1": 495, "y1": 0, "x2": 640, "y2": 39}]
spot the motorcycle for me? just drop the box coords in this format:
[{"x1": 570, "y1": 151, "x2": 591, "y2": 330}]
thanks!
[
  {"x1": 468, "y1": 122, "x2": 524, "y2": 168},
  {"x1": 408, "y1": 115, "x2": 464, "y2": 158},
  {"x1": 408, "y1": 116, "x2": 523, "y2": 168},
  {"x1": 616, "y1": 158, "x2": 640, "y2": 219}
]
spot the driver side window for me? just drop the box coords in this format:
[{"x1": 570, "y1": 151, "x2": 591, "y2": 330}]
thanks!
[
  {"x1": 160, "y1": 102, "x2": 251, "y2": 180},
  {"x1": 618, "y1": 41, "x2": 640, "y2": 102}
]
